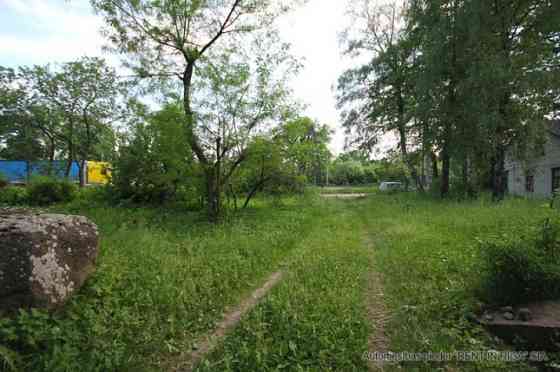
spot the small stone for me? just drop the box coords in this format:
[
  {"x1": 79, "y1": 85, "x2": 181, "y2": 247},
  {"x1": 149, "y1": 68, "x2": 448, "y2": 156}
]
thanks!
[
  {"x1": 503, "y1": 312, "x2": 515, "y2": 320},
  {"x1": 518, "y1": 308, "x2": 532, "y2": 321},
  {"x1": 483, "y1": 313, "x2": 494, "y2": 322}
]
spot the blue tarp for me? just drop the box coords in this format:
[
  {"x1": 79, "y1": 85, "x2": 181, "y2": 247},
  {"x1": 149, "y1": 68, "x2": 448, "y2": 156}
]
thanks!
[{"x1": 0, "y1": 160, "x2": 80, "y2": 183}]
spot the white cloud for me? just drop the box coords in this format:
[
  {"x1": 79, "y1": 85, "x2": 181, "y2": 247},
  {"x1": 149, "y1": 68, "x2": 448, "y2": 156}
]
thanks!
[
  {"x1": 278, "y1": 0, "x2": 353, "y2": 155},
  {"x1": 0, "y1": 0, "x2": 105, "y2": 64}
]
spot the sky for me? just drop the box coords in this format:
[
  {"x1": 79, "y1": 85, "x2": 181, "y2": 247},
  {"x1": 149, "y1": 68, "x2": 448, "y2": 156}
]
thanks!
[{"x1": 0, "y1": 0, "x2": 357, "y2": 154}]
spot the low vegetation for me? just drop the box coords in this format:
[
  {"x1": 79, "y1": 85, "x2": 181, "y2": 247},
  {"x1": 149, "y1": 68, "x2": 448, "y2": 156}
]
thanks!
[
  {"x1": 197, "y1": 200, "x2": 371, "y2": 371},
  {"x1": 0, "y1": 193, "x2": 322, "y2": 371},
  {"x1": 0, "y1": 177, "x2": 77, "y2": 207},
  {"x1": 481, "y1": 216, "x2": 560, "y2": 305},
  {"x1": 2, "y1": 188, "x2": 559, "y2": 371},
  {"x1": 367, "y1": 193, "x2": 553, "y2": 371}
]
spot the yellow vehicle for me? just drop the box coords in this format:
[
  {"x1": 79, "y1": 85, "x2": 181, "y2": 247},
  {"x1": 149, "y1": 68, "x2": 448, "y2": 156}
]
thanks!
[{"x1": 87, "y1": 161, "x2": 111, "y2": 184}]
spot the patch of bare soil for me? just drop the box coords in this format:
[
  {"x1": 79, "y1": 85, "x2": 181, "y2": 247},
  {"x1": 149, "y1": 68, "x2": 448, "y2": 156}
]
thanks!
[
  {"x1": 168, "y1": 271, "x2": 284, "y2": 372},
  {"x1": 364, "y1": 236, "x2": 391, "y2": 372},
  {"x1": 320, "y1": 193, "x2": 368, "y2": 198}
]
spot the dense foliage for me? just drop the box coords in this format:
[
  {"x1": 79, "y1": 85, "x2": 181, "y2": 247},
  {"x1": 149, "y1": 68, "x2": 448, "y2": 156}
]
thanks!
[
  {"x1": 27, "y1": 177, "x2": 77, "y2": 206},
  {"x1": 480, "y1": 217, "x2": 560, "y2": 305},
  {"x1": 338, "y1": 0, "x2": 560, "y2": 198}
]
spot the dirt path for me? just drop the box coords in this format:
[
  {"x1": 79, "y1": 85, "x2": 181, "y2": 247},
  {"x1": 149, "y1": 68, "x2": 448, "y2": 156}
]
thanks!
[
  {"x1": 168, "y1": 271, "x2": 284, "y2": 372},
  {"x1": 320, "y1": 193, "x2": 368, "y2": 199},
  {"x1": 364, "y1": 235, "x2": 391, "y2": 371}
]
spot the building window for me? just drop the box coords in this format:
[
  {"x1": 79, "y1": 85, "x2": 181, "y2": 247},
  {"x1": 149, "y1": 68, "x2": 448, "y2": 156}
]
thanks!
[
  {"x1": 526, "y1": 175, "x2": 535, "y2": 193},
  {"x1": 553, "y1": 168, "x2": 560, "y2": 193}
]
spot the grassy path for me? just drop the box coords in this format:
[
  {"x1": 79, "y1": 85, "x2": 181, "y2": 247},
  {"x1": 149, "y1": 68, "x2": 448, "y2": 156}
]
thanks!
[
  {"x1": 195, "y1": 199, "x2": 372, "y2": 371},
  {"x1": 363, "y1": 233, "x2": 390, "y2": 372},
  {"x1": 167, "y1": 271, "x2": 285, "y2": 372},
  {"x1": 193, "y1": 194, "x2": 547, "y2": 371}
]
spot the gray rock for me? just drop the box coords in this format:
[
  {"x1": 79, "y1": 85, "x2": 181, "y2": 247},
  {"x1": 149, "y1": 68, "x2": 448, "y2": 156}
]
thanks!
[
  {"x1": 500, "y1": 306, "x2": 513, "y2": 313},
  {"x1": 503, "y1": 312, "x2": 515, "y2": 320},
  {"x1": 518, "y1": 308, "x2": 532, "y2": 321},
  {"x1": 0, "y1": 211, "x2": 99, "y2": 313},
  {"x1": 483, "y1": 313, "x2": 494, "y2": 322}
]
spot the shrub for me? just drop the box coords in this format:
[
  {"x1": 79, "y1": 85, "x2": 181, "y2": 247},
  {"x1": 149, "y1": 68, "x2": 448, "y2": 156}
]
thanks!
[
  {"x1": 480, "y1": 217, "x2": 560, "y2": 305},
  {"x1": 27, "y1": 177, "x2": 77, "y2": 205},
  {"x1": 552, "y1": 188, "x2": 560, "y2": 210},
  {"x1": 111, "y1": 104, "x2": 198, "y2": 204},
  {"x1": 0, "y1": 186, "x2": 28, "y2": 205},
  {"x1": 0, "y1": 172, "x2": 8, "y2": 189}
]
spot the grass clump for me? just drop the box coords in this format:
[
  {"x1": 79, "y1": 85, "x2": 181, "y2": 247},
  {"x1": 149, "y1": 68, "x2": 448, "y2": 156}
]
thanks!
[
  {"x1": 480, "y1": 216, "x2": 560, "y2": 305},
  {"x1": 27, "y1": 176, "x2": 76, "y2": 205},
  {"x1": 0, "y1": 186, "x2": 28, "y2": 206}
]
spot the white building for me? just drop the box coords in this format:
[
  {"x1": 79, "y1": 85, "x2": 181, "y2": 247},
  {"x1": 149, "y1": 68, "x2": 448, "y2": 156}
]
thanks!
[{"x1": 505, "y1": 120, "x2": 560, "y2": 198}]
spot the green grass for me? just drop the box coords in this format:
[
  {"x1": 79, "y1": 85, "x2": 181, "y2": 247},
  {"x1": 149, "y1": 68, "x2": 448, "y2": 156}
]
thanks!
[
  {"x1": 194, "y1": 193, "x2": 554, "y2": 371},
  {"x1": 361, "y1": 193, "x2": 552, "y2": 371},
  {"x1": 1, "y1": 191, "x2": 556, "y2": 371},
  {"x1": 0, "y1": 195, "x2": 325, "y2": 371},
  {"x1": 196, "y1": 200, "x2": 371, "y2": 371}
]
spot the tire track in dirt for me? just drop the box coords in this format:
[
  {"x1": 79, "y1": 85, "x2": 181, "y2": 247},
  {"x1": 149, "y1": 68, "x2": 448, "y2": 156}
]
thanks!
[
  {"x1": 364, "y1": 234, "x2": 391, "y2": 371},
  {"x1": 167, "y1": 271, "x2": 284, "y2": 372}
]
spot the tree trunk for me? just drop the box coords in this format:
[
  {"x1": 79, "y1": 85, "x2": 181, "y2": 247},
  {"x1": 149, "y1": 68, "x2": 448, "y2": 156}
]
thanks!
[
  {"x1": 182, "y1": 61, "x2": 223, "y2": 222},
  {"x1": 228, "y1": 183, "x2": 238, "y2": 210},
  {"x1": 492, "y1": 145, "x2": 506, "y2": 201},
  {"x1": 431, "y1": 152, "x2": 439, "y2": 179},
  {"x1": 440, "y1": 136, "x2": 450, "y2": 197},
  {"x1": 396, "y1": 88, "x2": 424, "y2": 192},
  {"x1": 243, "y1": 184, "x2": 261, "y2": 209},
  {"x1": 78, "y1": 160, "x2": 86, "y2": 188},
  {"x1": 206, "y1": 167, "x2": 221, "y2": 223},
  {"x1": 461, "y1": 156, "x2": 469, "y2": 196}
]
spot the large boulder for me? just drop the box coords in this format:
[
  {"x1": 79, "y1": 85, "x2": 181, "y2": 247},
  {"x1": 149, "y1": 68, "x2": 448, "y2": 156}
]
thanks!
[{"x1": 0, "y1": 210, "x2": 99, "y2": 313}]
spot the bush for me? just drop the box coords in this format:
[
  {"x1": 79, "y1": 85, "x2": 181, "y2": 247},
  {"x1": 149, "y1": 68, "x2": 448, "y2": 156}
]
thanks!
[
  {"x1": 111, "y1": 104, "x2": 198, "y2": 204},
  {"x1": 27, "y1": 177, "x2": 77, "y2": 205},
  {"x1": 0, "y1": 172, "x2": 8, "y2": 189},
  {"x1": 480, "y1": 217, "x2": 560, "y2": 305},
  {"x1": 0, "y1": 186, "x2": 28, "y2": 205}
]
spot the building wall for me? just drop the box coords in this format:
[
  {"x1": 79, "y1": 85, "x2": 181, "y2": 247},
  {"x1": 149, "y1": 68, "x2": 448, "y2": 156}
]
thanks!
[
  {"x1": 0, "y1": 160, "x2": 80, "y2": 183},
  {"x1": 505, "y1": 135, "x2": 560, "y2": 197}
]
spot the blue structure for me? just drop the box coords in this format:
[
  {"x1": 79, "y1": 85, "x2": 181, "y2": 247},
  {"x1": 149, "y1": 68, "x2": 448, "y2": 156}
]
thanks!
[{"x1": 0, "y1": 160, "x2": 80, "y2": 183}]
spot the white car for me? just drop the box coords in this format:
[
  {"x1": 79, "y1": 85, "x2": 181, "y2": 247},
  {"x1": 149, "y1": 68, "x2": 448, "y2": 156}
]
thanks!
[{"x1": 379, "y1": 181, "x2": 403, "y2": 192}]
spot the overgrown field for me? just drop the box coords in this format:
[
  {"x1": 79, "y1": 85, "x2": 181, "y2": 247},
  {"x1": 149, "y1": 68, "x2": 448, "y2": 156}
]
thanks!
[
  {"x1": 1, "y1": 191, "x2": 556, "y2": 371},
  {"x1": 361, "y1": 193, "x2": 554, "y2": 371}
]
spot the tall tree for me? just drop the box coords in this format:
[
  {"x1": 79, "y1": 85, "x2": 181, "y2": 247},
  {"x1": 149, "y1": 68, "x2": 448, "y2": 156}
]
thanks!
[
  {"x1": 91, "y1": 0, "x2": 303, "y2": 221},
  {"x1": 338, "y1": 0, "x2": 425, "y2": 191}
]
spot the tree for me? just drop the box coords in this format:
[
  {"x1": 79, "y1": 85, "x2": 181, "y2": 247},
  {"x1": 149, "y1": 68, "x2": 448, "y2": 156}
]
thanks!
[
  {"x1": 408, "y1": 0, "x2": 559, "y2": 198},
  {"x1": 273, "y1": 117, "x2": 332, "y2": 185},
  {"x1": 338, "y1": 0, "x2": 425, "y2": 191},
  {"x1": 19, "y1": 57, "x2": 124, "y2": 186},
  {"x1": 461, "y1": 0, "x2": 560, "y2": 199},
  {"x1": 112, "y1": 101, "x2": 197, "y2": 203},
  {"x1": 0, "y1": 67, "x2": 53, "y2": 167},
  {"x1": 91, "y1": 0, "x2": 303, "y2": 221}
]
